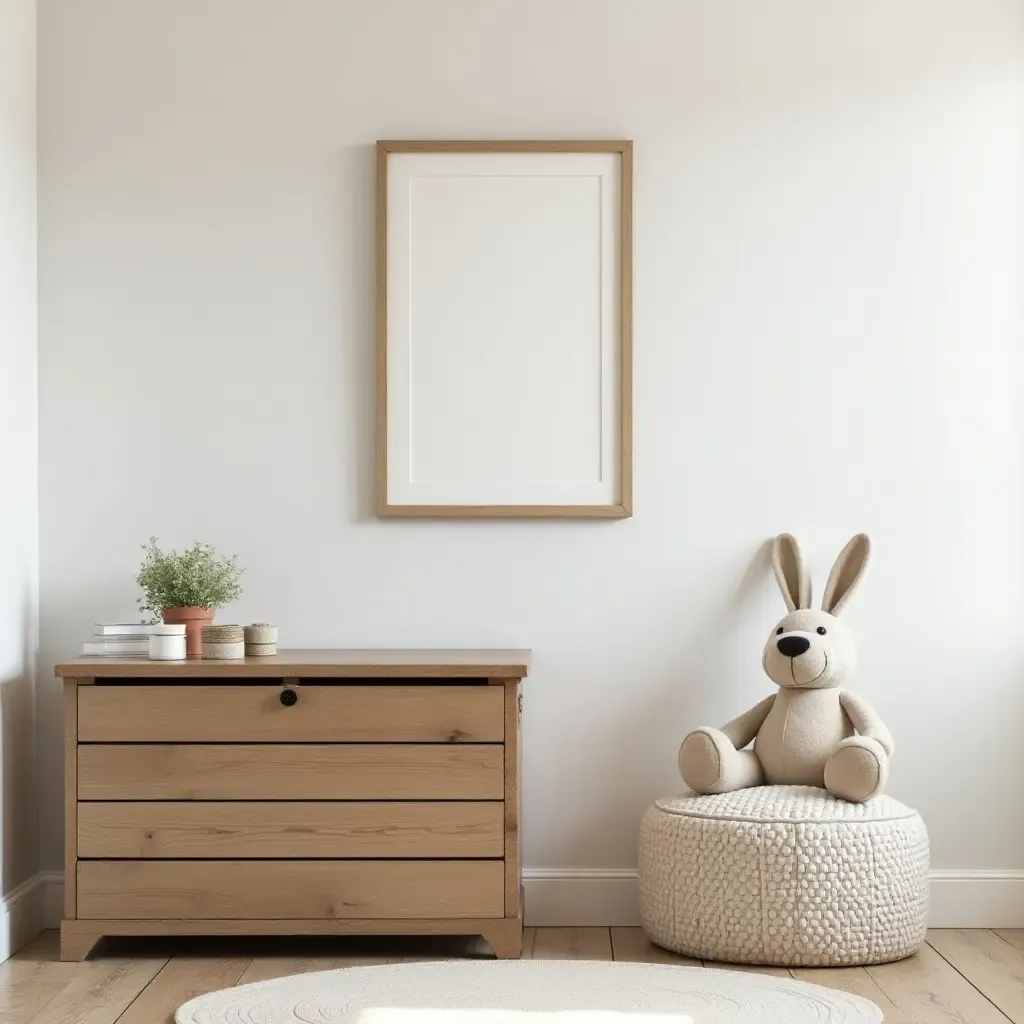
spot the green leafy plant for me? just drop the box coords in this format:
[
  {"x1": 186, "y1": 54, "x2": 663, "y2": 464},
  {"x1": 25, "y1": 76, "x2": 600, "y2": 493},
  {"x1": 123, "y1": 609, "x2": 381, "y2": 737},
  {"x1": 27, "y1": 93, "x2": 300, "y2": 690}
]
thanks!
[{"x1": 136, "y1": 537, "x2": 244, "y2": 620}]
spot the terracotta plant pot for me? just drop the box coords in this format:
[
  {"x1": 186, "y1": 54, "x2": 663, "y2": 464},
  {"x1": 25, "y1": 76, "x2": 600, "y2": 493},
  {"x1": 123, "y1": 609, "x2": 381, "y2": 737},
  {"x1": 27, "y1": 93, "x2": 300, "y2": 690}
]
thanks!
[{"x1": 162, "y1": 606, "x2": 215, "y2": 658}]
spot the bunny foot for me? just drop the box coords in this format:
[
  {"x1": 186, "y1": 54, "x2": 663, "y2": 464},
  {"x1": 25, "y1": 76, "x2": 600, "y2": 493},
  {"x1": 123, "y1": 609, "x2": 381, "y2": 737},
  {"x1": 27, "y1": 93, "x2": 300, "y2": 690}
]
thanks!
[
  {"x1": 824, "y1": 736, "x2": 889, "y2": 802},
  {"x1": 679, "y1": 727, "x2": 765, "y2": 794}
]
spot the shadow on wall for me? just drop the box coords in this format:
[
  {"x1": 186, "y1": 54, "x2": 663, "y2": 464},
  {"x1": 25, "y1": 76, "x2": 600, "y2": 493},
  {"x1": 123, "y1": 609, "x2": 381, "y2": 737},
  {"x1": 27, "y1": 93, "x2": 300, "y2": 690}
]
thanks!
[
  {"x1": 548, "y1": 540, "x2": 775, "y2": 863},
  {"x1": 646, "y1": 538, "x2": 774, "y2": 735},
  {"x1": 342, "y1": 143, "x2": 376, "y2": 524},
  {"x1": 1, "y1": 584, "x2": 37, "y2": 895}
]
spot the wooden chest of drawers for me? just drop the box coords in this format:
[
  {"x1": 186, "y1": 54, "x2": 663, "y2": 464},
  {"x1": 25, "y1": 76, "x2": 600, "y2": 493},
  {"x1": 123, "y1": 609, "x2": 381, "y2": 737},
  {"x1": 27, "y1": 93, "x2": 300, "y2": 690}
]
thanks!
[{"x1": 56, "y1": 649, "x2": 528, "y2": 961}]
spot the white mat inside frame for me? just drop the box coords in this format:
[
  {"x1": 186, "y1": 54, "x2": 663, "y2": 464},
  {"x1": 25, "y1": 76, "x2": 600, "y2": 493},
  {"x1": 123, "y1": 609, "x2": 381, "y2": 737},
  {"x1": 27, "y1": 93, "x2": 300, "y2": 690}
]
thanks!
[{"x1": 176, "y1": 959, "x2": 880, "y2": 1023}]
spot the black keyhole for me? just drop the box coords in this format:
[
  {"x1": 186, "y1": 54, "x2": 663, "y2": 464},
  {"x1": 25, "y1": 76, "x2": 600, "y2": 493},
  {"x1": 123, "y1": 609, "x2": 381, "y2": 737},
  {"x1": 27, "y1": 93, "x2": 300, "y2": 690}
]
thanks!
[{"x1": 280, "y1": 688, "x2": 298, "y2": 707}]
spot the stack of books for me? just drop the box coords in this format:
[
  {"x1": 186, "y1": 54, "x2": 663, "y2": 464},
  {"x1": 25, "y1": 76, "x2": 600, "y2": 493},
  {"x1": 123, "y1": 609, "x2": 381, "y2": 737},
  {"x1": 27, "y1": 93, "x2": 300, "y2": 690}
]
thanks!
[{"x1": 82, "y1": 623, "x2": 152, "y2": 656}]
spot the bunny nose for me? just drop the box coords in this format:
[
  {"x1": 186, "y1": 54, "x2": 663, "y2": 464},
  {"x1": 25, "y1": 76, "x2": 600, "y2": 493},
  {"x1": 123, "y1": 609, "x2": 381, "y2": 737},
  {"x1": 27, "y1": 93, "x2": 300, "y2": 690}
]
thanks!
[{"x1": 777, "y1": 636, "x2": 810, "y2": 658}]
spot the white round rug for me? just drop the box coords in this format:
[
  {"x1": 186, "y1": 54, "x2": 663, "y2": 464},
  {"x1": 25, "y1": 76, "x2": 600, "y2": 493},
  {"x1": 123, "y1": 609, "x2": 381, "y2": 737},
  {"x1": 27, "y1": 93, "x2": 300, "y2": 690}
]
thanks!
[{"x1": 176, "y1": 960, "x2": 881, "y2": 1023}]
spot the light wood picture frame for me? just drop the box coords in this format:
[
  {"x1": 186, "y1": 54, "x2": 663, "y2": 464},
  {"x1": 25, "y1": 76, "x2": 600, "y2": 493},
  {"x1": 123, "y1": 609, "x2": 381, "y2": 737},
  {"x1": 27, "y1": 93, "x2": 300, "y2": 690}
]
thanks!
[{"x1": 377, "y1": 140, "x2": 633, "y2": 518}]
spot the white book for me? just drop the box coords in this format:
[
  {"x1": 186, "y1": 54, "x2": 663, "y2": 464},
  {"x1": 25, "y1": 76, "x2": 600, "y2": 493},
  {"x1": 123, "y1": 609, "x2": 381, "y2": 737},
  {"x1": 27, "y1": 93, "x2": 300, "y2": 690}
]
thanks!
[
  {"x1": 93, "y1": 623, "x2": 154, "y2": 636},
  {"x1": 82, "y1": 640, "x2": 149, "y2": 655}
]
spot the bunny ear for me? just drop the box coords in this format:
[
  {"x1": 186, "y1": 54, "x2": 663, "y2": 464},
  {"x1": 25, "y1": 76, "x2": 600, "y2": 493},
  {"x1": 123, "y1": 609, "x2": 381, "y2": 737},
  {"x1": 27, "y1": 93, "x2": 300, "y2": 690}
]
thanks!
[
  {"x1": 772, "y1": 533, "x2": 811, "y2": 612},
  {"x1": 822, "y1": 534, "x2": 871, "y2": 615}
]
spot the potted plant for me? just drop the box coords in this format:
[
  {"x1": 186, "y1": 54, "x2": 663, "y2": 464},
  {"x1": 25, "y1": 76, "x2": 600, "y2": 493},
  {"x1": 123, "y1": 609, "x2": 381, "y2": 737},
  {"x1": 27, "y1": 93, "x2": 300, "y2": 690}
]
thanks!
[{"x1": 137, "y1": 537, "x2": 244, "y2": 657}]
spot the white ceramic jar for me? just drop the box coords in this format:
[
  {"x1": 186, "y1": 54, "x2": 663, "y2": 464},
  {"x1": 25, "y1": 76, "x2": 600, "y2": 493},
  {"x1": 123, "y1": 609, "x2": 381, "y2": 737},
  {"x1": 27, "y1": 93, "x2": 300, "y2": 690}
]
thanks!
[{"x1": 149, "y1": 624, "x2": 187, "y2": 661}]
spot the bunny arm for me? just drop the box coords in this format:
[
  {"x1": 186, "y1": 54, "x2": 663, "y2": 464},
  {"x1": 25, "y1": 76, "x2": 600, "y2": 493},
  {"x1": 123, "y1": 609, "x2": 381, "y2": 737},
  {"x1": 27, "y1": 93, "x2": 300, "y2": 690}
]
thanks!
[
  {"x1": 838, "y1": 690, "x2": 893, "y2": 756},
  {"x1": 719, "y1": 694, "x2": 776, "y2": 749}
]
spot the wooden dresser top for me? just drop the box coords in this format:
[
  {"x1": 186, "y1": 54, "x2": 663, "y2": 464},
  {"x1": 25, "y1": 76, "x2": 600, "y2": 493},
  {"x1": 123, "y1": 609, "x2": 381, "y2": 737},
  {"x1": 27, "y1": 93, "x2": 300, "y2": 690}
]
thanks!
[{"x1": 56, "y1": 648, "x2": 531, "y2": 681}]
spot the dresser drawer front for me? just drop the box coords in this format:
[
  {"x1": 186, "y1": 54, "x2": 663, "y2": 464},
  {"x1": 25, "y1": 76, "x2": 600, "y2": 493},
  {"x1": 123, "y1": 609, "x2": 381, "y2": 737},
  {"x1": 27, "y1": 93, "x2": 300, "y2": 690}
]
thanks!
[
  {"x1": 78, "y1": 801, "x2": 505, "y2": 858},
  {"x1": 77, "y1": 860, "x2": 504, "y2": 920},
  {"x1": 78, "y1": 744, "x2": 504, "y2": 800},
  {"x1": 77, "y1": 685, "x2": 503, "y2": 743}
]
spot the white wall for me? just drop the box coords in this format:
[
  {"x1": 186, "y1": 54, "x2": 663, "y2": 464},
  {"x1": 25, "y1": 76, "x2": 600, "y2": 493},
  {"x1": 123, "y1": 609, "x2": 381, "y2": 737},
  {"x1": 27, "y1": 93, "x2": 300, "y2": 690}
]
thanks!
[
  {"x1": 0, "y1": 0, "x2": 39, "y2": 943},
  {"x1": 37, "y1": 0, "x2": 1024, "y2": 917}
]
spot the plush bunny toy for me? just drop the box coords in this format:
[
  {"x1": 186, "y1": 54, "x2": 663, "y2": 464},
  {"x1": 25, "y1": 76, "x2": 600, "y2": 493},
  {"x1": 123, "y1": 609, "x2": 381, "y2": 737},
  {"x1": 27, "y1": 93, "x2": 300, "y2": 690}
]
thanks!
[{"x1": 678, "y1": 533, "x2": 892, "y2": 803}]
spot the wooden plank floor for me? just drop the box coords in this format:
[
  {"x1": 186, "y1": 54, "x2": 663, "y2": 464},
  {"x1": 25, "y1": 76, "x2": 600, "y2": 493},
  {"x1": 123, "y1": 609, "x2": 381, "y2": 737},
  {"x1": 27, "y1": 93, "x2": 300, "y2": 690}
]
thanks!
[{"x1": 1, "y1": 929, "x2": 1021, "y2": 1023}]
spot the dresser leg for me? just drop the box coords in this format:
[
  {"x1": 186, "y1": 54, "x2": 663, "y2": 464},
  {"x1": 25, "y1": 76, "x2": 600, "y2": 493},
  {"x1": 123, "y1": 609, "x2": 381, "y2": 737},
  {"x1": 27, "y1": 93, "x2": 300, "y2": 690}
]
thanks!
[
  {"x1": 60, "y1": 920, "x2": 102, "y2": 961},
  {"x1": 482, "y1": 918, "x2": 523, "y2": 959}
]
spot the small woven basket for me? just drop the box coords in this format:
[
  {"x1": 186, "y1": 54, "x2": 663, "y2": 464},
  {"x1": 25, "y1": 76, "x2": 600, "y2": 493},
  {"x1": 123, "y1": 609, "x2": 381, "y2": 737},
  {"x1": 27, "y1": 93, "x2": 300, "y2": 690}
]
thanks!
[
  {"x1": 244, "y1": 623, "x2": 277, "y2": 656},
  {"x1": 201, "y1": 640, "x2": 245, "y2": 660},
  {"x1": 201, "y1": 624, "x2": 244, "y2": 644},
  {"x1": 244, "y1": 623, "x2": 278, "y2": 645},
  {"x1": 245, "y1": 642, "x2": 277, "y2": 657}
]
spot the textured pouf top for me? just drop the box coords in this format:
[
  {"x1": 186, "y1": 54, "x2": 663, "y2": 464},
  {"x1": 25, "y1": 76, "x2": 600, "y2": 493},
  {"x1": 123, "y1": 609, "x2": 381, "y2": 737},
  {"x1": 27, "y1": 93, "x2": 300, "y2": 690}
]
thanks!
[{"x1": 639, "y1": 785, "x2": 929, "y2": 967}]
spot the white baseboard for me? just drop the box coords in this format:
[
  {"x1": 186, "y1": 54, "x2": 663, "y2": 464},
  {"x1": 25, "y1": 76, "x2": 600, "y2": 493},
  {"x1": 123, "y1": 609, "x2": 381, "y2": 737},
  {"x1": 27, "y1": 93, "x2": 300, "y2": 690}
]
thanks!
[
  {"x1": 928, "y1": 870, "x2": 1024, "y2": 928},
  {"x1": 33, "y1": 868, "x2": 1024, "y2": 932},
  {"x1": 39, "y1": 871, "x2": 63, "y2": 930},
  {"x1": 523, "y1": 868, "x2": 1024, "y2": 929},
  {"x1": 0, "y1": 873, "x2": 47, "y2": 961},
  {"x1": 523, "y1": 869, "x2": 640, "y2": 926}
]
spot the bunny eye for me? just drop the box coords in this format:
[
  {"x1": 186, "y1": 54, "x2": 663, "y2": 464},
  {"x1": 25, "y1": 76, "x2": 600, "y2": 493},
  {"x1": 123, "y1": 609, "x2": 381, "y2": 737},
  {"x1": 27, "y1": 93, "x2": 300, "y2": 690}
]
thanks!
[
  {"x1": 776, "y1": 627, "x2": 784, "y2": 635},
  {"x1": 817, "y1": 626, "x2": 827, "y2": 635}
]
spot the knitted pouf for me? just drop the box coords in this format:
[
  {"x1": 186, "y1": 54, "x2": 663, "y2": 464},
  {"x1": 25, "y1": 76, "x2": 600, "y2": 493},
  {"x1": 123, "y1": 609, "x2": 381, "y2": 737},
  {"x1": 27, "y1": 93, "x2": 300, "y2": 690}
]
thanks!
[{"x1": 638, "y1": 785, "x2": 929, "y2": 967}]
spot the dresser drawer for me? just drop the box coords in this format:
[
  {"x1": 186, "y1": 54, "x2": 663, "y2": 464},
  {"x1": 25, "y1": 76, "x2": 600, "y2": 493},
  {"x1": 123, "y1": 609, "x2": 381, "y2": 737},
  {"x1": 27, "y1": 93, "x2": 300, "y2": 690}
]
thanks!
[
  {"x1": 77, "y1": 685, "x2": 503, "y2": 743},
  {"x1": 77, "y1": 860, "x2": 504, "y2": 920},
  {"x1": 78, "y1": 801, "x2": 505, "y2": 858},
  {"x1": 78, "y1": 744, "x2": 504, "y2": 800}
]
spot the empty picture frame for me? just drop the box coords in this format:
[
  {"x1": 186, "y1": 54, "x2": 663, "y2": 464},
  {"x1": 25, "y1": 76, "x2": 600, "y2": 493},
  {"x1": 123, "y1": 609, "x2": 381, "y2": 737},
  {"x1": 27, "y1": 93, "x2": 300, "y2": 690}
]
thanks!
[{"x1": 377, "y1": 140, "x2": 633, "y2": 518}]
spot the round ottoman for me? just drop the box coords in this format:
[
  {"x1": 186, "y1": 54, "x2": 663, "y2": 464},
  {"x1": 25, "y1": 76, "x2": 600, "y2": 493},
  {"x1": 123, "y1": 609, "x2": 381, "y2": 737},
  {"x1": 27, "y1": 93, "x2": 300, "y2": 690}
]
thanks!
[{"x1": 638, "y1": 785, "x2": 929, "y2": 967}]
